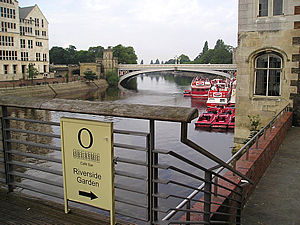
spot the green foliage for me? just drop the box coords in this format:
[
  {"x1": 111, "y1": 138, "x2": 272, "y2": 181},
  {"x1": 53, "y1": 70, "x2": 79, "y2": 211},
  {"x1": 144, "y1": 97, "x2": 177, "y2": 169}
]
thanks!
[
  {"x1": 155, "y1": 59, "x2": 160, "y2": 64},
  {"x1": 106, "y1": 70, "x2": 119, "y2": 86},
  {"x1": 83, "y1": 70, "x2": 97, "y2": 82},
  {"x1": 150, "y1": 60, "x2": 154, "y2": 64},
  {"x1": 165, "y1": 58, "x2": 175, "y2": 64},
  {"x1": 179, "y1": 54, "x2": 191, "y2": 64},
  {"x1": 243, "y1": 115, "x2": 262, "y2": 144},
  {"x1": 26, "y1": 63, "x2": 39, "y2": 80},
  {"x1": 113, "y1": 44, "x2": 137, "y2": 64},
  {"x1": 140, "y1": 59, "x2": 144, "y2": 64},
  {"x1": 50, "y1": 44, "x2": 137, "y2": 65}
]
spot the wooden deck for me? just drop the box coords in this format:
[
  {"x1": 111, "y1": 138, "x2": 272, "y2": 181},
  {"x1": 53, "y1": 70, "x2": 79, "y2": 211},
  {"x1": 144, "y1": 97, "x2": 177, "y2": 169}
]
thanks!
[{"x1": 0, "y1": 188, "x2": 134, "y2": 225}]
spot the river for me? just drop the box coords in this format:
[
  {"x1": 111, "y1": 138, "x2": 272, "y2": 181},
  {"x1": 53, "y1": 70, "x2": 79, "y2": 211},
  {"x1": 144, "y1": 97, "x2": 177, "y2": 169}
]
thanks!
[{"x1": 12, "y1": 73, "x2": 234, "y2": 223}]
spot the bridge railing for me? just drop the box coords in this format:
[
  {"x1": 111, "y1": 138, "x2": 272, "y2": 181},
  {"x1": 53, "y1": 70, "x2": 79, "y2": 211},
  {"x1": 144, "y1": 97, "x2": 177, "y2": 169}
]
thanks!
[{"x1": 0, "y1": 96, "x2": 251, "y2": 224}]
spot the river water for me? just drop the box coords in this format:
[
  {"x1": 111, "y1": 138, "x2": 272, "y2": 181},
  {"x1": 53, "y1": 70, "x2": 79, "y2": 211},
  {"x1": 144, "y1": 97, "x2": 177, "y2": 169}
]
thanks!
[{"x1": 11, "y1": 73, "x2": 234, "y2": 223}]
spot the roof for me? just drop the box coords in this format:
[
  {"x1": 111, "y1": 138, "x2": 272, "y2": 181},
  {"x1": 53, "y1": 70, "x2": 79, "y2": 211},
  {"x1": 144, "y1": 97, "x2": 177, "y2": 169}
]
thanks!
[{"x1": 19, "y1": 5, "x2": 35, "y2": 19}]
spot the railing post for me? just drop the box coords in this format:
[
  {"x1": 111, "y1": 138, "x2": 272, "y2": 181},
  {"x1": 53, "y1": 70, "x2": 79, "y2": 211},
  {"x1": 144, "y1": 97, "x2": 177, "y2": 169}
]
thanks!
[
  {"x1": 214, "y1": 177, "x2": 218, "y2": 197},
  {"x1": 148, "y1": 119, "x2": 158, "y2": 224},
  {"x1": 186, "y1": 199, "x2": 191, "y2": 224},
  {"x1": 204, "y1": 170, "x2": 212, "y2": 223},
  {"x1": 1, "y1": 106, "x2": 14, "y2": 192}
]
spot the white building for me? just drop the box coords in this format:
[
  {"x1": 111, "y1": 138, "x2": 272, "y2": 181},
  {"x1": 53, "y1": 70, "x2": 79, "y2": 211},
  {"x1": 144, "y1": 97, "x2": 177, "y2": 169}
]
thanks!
[{"x1": 0, "y1": 0, "x2": 49, "y2": 81}]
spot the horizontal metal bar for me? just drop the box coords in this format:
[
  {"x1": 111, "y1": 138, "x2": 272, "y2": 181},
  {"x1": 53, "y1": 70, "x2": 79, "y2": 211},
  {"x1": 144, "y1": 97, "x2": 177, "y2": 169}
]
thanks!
[
  {"x1": 7, "y1": 139, "x2": 61, "y2": 151},
  {"x1": 9, "y1": 171, "x2": 63, "y2": 188},
  {"x1": 114, "y1": 129, "x2": 149, "y2": 137},
  {"x1": 114, "y1": 182, "x2": 147, "y2": 195},
  {"x1": 115, "y1": 196, "x2": 148, "y2": 209},
  {"x1": 154, "y1": 164, "x2": 206, "y2": 183},
  {"x1": 4, "y1": 116, "x2": 60, "y2": 126},
  {"x1": 114, "y1": 143, "x2": 147, "y2": 152},
  {"x1": 8, "y1": 160, "x2": 63, "y2": 176},
  {"x1": 115, "y1": 170, "x2": 147, "y2": 181},
  {"x1": 6, "y1": 128, "x2": 61, "y2": 139},
  {"x1": 0, "y1": 178, "x2": 5, "y2": 183},
  {"x1": 11, "y1": 182, "x2": 64, "y2": 199},
  {"x1": 115, "y1": 210, "x2": 148, "y2": 223},
  {"x1": 168, "y1": 221, "x2": 209, "y2": 224},
  {"x1": 8, "y1": 150, "x2": 62, "y2": 164},
  {"x1": 115, "y1": 157, "x2": 147, "y2": 166},
  {"x1": 0, "y1": 168, "x2": 5, "y2": 174},
  {"x1": 212, "y1": 180, "x2": 242, "y2": 197}
]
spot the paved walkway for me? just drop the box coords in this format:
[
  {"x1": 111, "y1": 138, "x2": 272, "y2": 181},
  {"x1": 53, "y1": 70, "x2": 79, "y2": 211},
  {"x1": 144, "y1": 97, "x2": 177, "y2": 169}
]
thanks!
[
  {"x1": 0, "y1": 188, "x2": 133, "y2": 225},
  {"x1": 242, "y1": 127, "x2": 300, "y2": 225}
]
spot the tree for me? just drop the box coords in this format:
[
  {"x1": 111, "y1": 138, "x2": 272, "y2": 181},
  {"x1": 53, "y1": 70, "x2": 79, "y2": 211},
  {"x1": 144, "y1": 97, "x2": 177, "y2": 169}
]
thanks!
[
  {"x1": 179, "y1": 54, "x2": 190, "y2": 64},
  {"x1": 84, "y1": 70, "x2": 97, "y2": 82},
  {"x1": 106, "y1": 70, "x2": 119, "y2": 86},
  {"x1": 165, "y1": 58, "x2": 175, "y2": 64},
  {"x1": 140, "y1": 59, "x2": 144, "y2": 64},
  {"x1": 49, "y1": 46, "x2": 70, "y2": 64},
  {"x1": 194, "y1": 41, "x2": 209, "y2": 62},
  {"x1": 155, "y1": 59, "x2": 160, "y2": 64},
  {"x1": 88, "y1": 46, "x2": 104, "y2": 59},
  {"x1": 150, "y1": 60, "x2": 154, "y2": 64},
  {"x1": 26, "y1": 63, "x2": 39, "y2": 84},
  {"x1": 113, "y1": 44, "x2": 137, "y2": 64}
]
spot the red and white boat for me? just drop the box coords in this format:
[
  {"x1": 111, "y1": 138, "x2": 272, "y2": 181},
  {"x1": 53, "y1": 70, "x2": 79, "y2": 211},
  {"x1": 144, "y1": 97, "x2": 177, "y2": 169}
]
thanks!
[
  {"x1": 195, "y1": 113, "x2": 216, "y2": 128},
  {"x1": 206, "y1": 82, "x2": 231, "y2": 107},
  {"x1": 211, "y1": 114, "x2": 230, "y2": 129},
  {"x1": 183, "y1": 89, "x2": 191, "y2": 97},
  {"x1": 228, "y1": 115, "x2": 235, "y2": 129},
  {"x1": 190, "y1": 76, "x2": 211, "y2": 99}
]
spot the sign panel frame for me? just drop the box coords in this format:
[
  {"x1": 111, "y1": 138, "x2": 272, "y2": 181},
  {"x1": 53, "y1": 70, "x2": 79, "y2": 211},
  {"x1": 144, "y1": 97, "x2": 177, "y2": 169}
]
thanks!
[{"x1": 60, "y1": 117, "x2": 115, "y2": 224}]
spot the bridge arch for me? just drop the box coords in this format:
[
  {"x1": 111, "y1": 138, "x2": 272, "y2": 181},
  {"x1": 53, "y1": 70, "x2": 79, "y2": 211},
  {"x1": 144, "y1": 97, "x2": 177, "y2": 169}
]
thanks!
[{"x1": 119, "y1": 68, "x2": 233, "y2": 86}]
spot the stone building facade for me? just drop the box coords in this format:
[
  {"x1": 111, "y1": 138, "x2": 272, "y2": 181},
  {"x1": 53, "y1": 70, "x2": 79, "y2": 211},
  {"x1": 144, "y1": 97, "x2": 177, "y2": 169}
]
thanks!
[
  {"x1": 80, "y1": 47, "x2": 118, "y2": 78},
  {"x1": 0, "y1": 0, "x2": 49, "y2": 81},
  {"x1": 234, "y1": 0, "x2": 300, "y2": 143}
]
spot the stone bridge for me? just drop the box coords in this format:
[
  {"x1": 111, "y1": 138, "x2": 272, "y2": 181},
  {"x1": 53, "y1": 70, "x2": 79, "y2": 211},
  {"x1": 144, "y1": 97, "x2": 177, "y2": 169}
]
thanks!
[{"x1": 118, "y1": 64, "x2": 237, "y2": 86}]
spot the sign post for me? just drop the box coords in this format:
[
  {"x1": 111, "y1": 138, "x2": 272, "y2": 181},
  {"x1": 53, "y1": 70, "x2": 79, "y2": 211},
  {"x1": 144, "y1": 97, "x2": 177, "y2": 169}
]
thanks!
[{"x1": 60, "y1": 117, "x2": 115, "y2": 224}]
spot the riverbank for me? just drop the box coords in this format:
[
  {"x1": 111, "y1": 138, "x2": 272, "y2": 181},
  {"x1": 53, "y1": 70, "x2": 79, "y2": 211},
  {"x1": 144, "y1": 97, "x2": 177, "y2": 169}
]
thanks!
[{"x1": 0, "y1": 80, "x2": 109, "y2": 98}]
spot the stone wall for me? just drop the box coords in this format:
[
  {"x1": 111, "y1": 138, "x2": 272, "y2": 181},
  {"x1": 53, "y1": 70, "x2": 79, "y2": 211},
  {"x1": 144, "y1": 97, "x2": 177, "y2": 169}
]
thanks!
[
  {"x1": 0, "y1": 80, "x2": 108, "y2": 98},
  {"x1": 234, "y1": 0, "x2": 300, "y2": 143}
]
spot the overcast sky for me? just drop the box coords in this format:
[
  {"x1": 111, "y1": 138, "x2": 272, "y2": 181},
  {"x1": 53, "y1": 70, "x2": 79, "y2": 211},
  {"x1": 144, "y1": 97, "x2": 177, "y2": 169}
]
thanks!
[{"x1": 20, "y1": 0, "x2": 238, "y2": 64}]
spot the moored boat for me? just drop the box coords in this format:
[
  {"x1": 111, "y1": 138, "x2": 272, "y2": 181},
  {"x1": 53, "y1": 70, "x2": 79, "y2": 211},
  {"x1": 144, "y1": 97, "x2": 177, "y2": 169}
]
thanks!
[
  {"x1": 206, "y1": 82, "x2": 231, "y2": 107},
  {"x1": 190, "y1": 76, "x2": 211, "y2": 99},
  {"x1": 195, "y1": 113, "x2": 216, "y2": 128},
  {"x1": 228, "y1": 115, "x2": 235, "y2": 129},
  {"x1": 211, "y1": 114, "x2": 230, "y2": 129},
  {"x1": 183, "y1": 89, "x2": 191, "y2": 97}
]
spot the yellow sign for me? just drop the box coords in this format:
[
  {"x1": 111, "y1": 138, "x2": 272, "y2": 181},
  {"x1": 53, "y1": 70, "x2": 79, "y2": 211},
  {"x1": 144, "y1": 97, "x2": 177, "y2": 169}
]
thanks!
[{"x1": 60, "y1": 117, "x2": 115, "y2": 224}]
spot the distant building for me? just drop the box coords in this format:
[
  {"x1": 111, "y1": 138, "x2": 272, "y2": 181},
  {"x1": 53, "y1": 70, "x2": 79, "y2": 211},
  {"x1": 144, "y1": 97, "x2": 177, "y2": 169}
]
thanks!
[
  {"x1": 80, "y1": 47, "x2": 118, "y2": 78},
  {"x1": 0, "y1": 0, "x2": 49, "y2": 81},
  {"x1": 234, "y1": 0, "x2": 300, "y2": 143}
]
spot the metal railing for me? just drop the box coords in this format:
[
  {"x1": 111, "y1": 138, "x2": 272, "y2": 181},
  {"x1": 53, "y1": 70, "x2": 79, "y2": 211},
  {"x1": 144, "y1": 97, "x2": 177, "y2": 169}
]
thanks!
[{"x1": 0, "y1": 96, "x2": 257, "y2": 224}]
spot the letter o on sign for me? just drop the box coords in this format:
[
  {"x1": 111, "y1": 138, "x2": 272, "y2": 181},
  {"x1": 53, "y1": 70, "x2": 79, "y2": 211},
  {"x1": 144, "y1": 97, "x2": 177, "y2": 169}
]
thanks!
[{"x1": 78, "y1": 128, "x2": 93, "y2": 149}]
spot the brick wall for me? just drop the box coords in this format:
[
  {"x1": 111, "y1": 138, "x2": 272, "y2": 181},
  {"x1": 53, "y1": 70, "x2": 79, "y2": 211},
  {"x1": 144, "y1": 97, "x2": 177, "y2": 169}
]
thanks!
[{"x1": 180, "y1": 112, "x2": 293, "y2": 223}]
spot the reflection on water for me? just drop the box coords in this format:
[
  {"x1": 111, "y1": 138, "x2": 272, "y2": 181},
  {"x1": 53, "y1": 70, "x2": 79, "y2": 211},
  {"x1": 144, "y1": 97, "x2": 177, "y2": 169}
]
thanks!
[{"x1": 4, "y1": 73, "x2": 234, "y2": 223}]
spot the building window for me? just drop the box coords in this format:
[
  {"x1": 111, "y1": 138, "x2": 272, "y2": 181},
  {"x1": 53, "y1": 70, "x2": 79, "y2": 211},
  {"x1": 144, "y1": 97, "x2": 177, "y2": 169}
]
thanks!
[
  {"x1": 36, "y1": 53, "x2": 40, "y2": 61},
  {"x1": 273, "y1": 0, "x2": 283, "y2": 15},
  {"x1": 43, "y1": 53, "x2": 47, "y2": 62},
  {"x1": 255, "y1": 53, "x2": 282, "y2": 96},
  {"x1": 20, "y1": 39, "x2": 25, "y2": 48},
  {"x1": 13, "y1": 64, "x2": 17, "y2": 74},
  {"x1": 4, "y1": 64, "x2": 8, "y2": 74},
  {"x1": 259, "y1": 0, "x2": 268, "y2": 17},
  {"x1": 28, "y1": 40, "x2": 33, "y2": 48}
]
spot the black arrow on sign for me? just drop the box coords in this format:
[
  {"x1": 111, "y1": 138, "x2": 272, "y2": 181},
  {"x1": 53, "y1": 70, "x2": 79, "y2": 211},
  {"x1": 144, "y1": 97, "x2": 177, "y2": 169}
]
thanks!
[{"x1": 79, "y1": 191, "x2": 98, "y2": 200}]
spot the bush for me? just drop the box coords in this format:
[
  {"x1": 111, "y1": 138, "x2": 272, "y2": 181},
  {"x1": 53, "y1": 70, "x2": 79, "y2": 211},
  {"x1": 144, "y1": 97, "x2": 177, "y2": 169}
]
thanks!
[{"x1": 106, "y1": 70, "x2": 119, "y2": 86}]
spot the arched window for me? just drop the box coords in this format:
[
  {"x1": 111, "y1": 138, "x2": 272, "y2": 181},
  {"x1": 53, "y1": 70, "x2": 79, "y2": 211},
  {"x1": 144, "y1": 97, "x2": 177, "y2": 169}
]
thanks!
[{"x1": 254, "y1": 53, "x2": 282, "y2": 96}]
